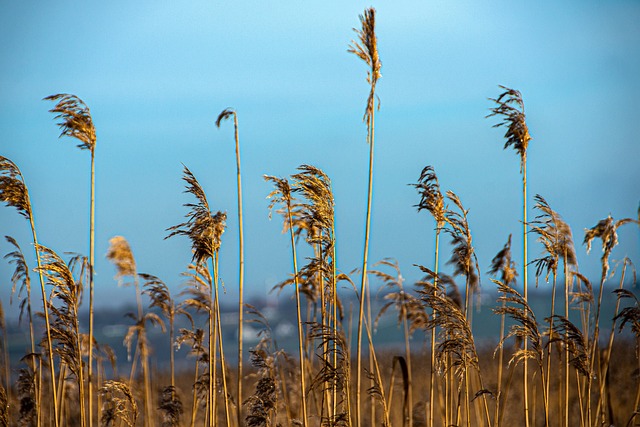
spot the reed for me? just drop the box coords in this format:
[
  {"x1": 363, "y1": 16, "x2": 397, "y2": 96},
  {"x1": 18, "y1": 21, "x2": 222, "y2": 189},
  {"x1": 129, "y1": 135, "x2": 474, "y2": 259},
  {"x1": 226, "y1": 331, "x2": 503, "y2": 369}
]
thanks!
[
  {"x1": 0, "y1": 156, "x2": 59, "y2": 426},
  {"x1": 488, "y1": 86, "x2": 532, "y2": 427},
  {"x1": 45, "y1": 93, "x2": 98, "y2": 427},
  {"x1": 216, "y1": 108, "x2": 246, "y2": 427},
  {"x1": 349, "y1": 8, "x2": 382, "y2": 425},
  {"x1": 412, "y1": 165, "x2": 446, "y2": 427}
]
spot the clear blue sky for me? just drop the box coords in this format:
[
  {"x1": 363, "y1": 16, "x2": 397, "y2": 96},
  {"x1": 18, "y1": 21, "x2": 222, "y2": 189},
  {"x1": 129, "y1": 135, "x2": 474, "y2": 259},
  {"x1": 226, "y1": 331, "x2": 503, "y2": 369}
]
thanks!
[{"x1": 1, "y1": 1, "x2": 639, "y2": 317}]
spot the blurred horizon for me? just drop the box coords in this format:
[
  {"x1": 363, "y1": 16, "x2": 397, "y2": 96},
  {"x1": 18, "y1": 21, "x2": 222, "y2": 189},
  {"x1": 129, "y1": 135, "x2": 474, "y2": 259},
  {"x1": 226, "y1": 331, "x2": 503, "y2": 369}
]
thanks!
[{"x1": 1, "y1": 1, "x2": 639, "y2": 319}]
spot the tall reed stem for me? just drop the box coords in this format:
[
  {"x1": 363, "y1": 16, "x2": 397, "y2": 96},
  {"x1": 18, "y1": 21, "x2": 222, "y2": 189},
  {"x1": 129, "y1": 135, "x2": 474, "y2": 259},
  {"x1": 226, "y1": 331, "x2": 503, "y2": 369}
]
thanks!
[
  {"x1": 522, "y1": 161, "x2": 530, "y2": 427},
  {"x1": 88, "y1": 148, "x2": 95, "y2": 427}
]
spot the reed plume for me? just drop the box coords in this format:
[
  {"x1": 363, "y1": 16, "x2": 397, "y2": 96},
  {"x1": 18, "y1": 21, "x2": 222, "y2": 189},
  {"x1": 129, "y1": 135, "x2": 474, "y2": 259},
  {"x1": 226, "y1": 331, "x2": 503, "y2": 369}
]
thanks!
[
  {"x1": 0, "y1": 156, "x2": 58, "y2": 425},
  {"x1": 349, "y1": 8, "x2": 381, "y2": 425},
  {"x1": 488, "y1": 85, "x2": 532, "y2": 427},
  {"x1": 99, "y1": 380, "x2": 138, "y2": 427},
  {"x1": 5, "y1": 236, "x2": 37, "y2": 369},
  {"x1": 45, "y1": 93, "x2": 98, "y2": 427}
]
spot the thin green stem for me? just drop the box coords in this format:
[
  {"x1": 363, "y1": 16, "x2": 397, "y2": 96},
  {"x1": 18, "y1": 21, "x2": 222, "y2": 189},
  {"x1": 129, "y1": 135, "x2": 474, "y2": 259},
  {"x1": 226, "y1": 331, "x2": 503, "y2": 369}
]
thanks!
[
  {"x1": 356, "y1": 107, "x2": 375, "y2": 427},
  {"x1": 88, "y1": 149, "x2": 95, "y2": 427},
  {"x1": 233, "y1": 113, "x2": 244, "y2": 427},
  {"x1": 286, "y1": 203, "x2": 308, "y2": 427}
]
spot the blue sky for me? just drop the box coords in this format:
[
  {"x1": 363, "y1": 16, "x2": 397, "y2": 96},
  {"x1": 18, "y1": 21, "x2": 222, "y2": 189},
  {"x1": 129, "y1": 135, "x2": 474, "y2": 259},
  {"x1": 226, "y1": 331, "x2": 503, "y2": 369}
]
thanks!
[{"x1": 1, "y1": 1, "x2": 639, "y2": 317}]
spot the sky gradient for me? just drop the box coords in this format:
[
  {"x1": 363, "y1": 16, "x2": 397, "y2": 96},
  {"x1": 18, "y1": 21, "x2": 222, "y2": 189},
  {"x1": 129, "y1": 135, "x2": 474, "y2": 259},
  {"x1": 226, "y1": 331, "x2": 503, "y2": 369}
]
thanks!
[{"x1": 1, "y1": 1, "x2": 639, "y2": 317}]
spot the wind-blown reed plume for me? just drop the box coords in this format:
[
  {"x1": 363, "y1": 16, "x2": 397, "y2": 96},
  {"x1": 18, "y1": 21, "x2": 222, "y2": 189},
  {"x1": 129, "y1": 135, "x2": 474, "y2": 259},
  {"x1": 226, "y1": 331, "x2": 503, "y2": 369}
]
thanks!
[
  {"x1": 487, "y1": 87, "x2": 530, "y2": 171},
  {"x1": 44, "y1": 94, "x2": 96, "y2": 152},
  {"x1": 36, "y1": 245, "x2": 87, "y2": 427},
  {"x1": 99, "y1": 380, "x2": 138, "y2": 427},
  {"x1": 444, "y1": 191, "x2": 479, "y2": 311},
  {"x1": 488, "y1": 85, "x2": 533, "y2": 427},
  {"x1": 142, "y1": 274, "x2": 183, "y2": 391},
  {"x1": 0, "y1": 156, "x2": 58, "y2": 424},
  {"x1": 492, "y1": 280, "x2": 544, "y2": 376},
  {"x1": 613, "y1": 289, "x2": 640, "y2": 339},
  {"x1": 106, "y1": 236, "x2": 136, "y2": 279},
  {"x1": 488, "y1": 235, "x2": 517, "y2": 287},
  {"x1": 166, "y1": 166, "x2": 226, "y2": 265},
  {"x1": 530, "y1": 195, "x2": 576, "y2": 282},
  {"x1": 5, "y1": 236, "x2": 36, "y2": 360},
  {"x1": 0, "y1": 156, "x2": 31, "y2": 218},
  {"x1": 413, "y1": 165, "x2": 446, "y2": 229},
  {"x1": 584, "y1": 215, "x2": 637, "y2": 282},
  {"x1": 546, "y1": 316, "x2": 590, "y2": 378},
  {"x1": 216, "y1": 107, "x2": 246, "y2": 427},
  {"x1": 45, "y1": 93, "x2": 98, "y2": 427},
  {"x1": 349, "y1": 8, "x2": 382, "y2": 425}
]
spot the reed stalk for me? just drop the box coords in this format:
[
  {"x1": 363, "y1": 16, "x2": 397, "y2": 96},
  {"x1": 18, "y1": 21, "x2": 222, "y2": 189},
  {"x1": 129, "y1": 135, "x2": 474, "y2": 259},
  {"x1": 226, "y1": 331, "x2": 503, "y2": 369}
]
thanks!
[
  {"x1": 488, "y1": 235, "x2": 517, "y2": 427},
  {"x1": 0, "y1": 156, "x2": 59, "y2": 426},
  {"x1": 348, "y1": 8, "x2": 381, "y2": 425},
  {"x1": 264, "y1": 175, "x2": 308, "y2": 427},
  {"x1": 488, "y1": 86, "x2": 532, "y2": 427},
  {"x1": 45, "y1": 93, "x2": 97, "y2": 427},
  {"x1": 216, "y1": 108, "x2": 245, "y2": 427}
]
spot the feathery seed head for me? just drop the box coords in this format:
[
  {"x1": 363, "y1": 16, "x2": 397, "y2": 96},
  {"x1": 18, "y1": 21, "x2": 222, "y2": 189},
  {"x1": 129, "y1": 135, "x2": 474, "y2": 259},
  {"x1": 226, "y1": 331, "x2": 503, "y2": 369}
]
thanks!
[
  {"x1": 488, "y1": 234, "x2": 517, "y2": 286},
  {"x1": 0, "y1": 156, "x2": 32, "y2": 219},
  {"x1": 487, "y1": 86, "x2": 531, "y2": 170},
  {"x1": 584, "y1": 214, "x2": 637, "y2": 279},
  {"x1": 106, "y1": 236, "x2": 137, "y2": 279},
  {"x1": 349, "y1": 7, "x2": 381, "y2": 128},
  {"x1": 44, "y1": 93, "x2": 96, "y2": 152},
  {"x1": 166, "y1": 166, "x2": 226, "y2": 264},
  {"x1": 413, "y1": 165, "x2": 446, "y2": 227},
  {"x1": 215, "y1": 108, "x2": 236, "y2": 128},
  {"x1": 530, "y1": 195, "x2": 577, "y2": 281}
]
